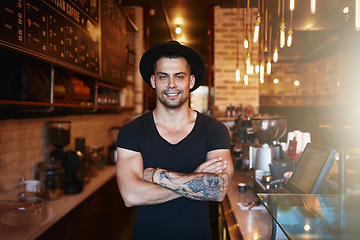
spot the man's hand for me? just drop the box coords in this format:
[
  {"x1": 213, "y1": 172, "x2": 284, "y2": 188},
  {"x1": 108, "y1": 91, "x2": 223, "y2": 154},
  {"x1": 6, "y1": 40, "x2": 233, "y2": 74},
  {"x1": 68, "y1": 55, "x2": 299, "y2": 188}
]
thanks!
[{"x1": 194, "y1": 157, "x2": 228, "y2": 174}]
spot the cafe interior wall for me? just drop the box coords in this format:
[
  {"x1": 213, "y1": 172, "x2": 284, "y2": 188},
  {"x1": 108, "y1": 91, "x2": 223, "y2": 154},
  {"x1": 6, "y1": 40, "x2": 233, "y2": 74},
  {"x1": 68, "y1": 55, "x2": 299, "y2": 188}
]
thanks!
[
  {"x1": 213, "y1": 6, "x2": 260, "y2": 116},
  {"x1": 0, "y1": 7, "x2": 145, "y2": 192},
  {"x1": 213, "y1": 6, "x2": 360, "y2": 146}
]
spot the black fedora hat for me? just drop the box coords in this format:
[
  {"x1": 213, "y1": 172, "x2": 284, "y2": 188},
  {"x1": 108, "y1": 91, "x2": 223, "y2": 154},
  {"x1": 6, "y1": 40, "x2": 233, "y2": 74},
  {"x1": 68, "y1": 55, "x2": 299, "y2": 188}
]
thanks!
[{"x1": 139, "y1": 41, "x2": 205, "y2": 92}]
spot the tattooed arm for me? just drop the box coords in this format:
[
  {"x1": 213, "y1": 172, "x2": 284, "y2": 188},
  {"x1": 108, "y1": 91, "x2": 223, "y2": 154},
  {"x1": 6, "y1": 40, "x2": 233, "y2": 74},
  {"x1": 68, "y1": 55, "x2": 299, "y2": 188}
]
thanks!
[
  {"x1": 116, "y1": 147, "x2": 229, "y2": 207},
  {"x1": 145, "y1": 149, "x2": 233, "y2": 202}
]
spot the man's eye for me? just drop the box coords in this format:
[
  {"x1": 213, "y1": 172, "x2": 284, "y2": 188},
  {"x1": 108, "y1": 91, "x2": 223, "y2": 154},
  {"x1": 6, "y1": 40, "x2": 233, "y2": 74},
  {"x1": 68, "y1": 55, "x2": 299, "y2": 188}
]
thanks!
[
  {"x1": 159, "y1": 75, "x2": 167, "y2": 79},
  {"x1": 176, "y1": 75, "x2": 184, "y2": 80}
]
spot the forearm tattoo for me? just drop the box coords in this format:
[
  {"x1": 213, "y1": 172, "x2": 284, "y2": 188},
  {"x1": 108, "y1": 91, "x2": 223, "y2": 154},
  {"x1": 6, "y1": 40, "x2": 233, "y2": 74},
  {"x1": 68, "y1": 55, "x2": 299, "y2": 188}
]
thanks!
[{"x1": 158, "y1": 171, "x2": 229, "y2": 200}]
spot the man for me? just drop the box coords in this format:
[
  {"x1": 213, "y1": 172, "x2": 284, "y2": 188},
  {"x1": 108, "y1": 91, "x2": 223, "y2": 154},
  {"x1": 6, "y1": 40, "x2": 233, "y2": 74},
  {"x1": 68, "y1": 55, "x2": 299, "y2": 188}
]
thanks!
[{"x1": 115, "y1": 41, "x2": 233, "y2": 240}]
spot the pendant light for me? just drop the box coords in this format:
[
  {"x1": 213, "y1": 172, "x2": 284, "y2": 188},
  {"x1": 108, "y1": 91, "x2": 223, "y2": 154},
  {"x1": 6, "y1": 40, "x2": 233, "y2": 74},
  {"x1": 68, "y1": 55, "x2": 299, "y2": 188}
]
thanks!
[
  {"x1": 310, "y1": 0, "x2": 316, "y2": 14},
  {"x1": 356, "y1": 0, "x2": 360, "y2": 31},
  {"x1": 235, "y1": 0, "x2": 241, "y2": 81},
  {"x1": 279, "y1": 0, "x2": 286, "y2": 48},
  {"x1": 287, "y1": 0, "x2": 294, "y2": 47}
]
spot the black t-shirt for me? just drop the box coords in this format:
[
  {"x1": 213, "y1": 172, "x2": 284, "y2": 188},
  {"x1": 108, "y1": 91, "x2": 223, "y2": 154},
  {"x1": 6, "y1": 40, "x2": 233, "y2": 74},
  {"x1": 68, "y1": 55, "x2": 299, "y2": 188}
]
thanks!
[{"x1": 117, "y1": 111, "x2": 231, "y2": 240}]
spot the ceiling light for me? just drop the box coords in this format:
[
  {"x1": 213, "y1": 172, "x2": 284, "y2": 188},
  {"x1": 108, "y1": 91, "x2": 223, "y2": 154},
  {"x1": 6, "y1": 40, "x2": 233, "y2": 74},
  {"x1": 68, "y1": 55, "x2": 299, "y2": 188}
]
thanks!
[
  {"x1": 290, "y1": 0, "x2": 295, "y2": 11},
  {"x1": 260, "y1": 63, "x2": 265, "y2": 83},
  {"x1": 343, "y1": 6, "x2": 349, "y2": 14},
  {"x1": 273, "y1": 47, "x2": 279, "y2": 62},
  {"x1": 273, "y1": 78, "x2": 279, "y2": 84},
  {"x1": 294, "y1": 80, "x2": 300, "y2": 86},
  {"x1": 356, "y1": 0, "x2": 360, "y2": 31},
  {"x1": 244, "y1": 74, "x2": 249, "y2": 85},
  {"x1": 175, "y1": 26, "x2": 182, "y2": 34},
  {"x1": 310, "y1": 0, "x2": 316, "y2": 14},
  {"x1": 280, "y1": 21, "x2": 286, "y2": 48},
  {"x1": 266, "y1": 60, "x2": 271, "y2": 74},
  {"x1": 287, "y1": 29, "x2": 293, "y2": 47},
  {"x1": 236, "y1": 69, "x2": 241, "y2": 82},
  {"x1": 253, "y1": 15, "x2": 261, "y2": 43},
  {"x1": 244, "y1": 38, "x2": 249, "y2": 49}
]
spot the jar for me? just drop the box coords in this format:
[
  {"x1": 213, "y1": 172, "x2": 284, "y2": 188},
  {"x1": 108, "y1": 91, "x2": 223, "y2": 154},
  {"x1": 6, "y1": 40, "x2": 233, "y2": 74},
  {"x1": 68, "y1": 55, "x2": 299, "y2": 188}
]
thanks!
[{"x1": 35, "y1": 158, "x2": 65, "y2": 200}]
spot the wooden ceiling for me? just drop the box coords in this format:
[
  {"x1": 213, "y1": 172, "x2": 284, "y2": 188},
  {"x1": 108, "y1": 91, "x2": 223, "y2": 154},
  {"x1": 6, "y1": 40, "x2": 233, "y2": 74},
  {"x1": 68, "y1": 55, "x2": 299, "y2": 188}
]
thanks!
[{"x1": 121, "y1": 0, "x2": 358, "y2": 64}]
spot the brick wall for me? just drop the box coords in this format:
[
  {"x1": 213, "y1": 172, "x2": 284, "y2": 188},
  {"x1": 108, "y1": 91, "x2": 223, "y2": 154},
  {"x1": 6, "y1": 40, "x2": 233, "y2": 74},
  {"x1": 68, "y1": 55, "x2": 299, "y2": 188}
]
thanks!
[
  {"x1": 0, "y1": 114, "x2": 136, "y2": 191},
  {"x1": 213, "y1": 6, "x2": 259, "y2": 115}
]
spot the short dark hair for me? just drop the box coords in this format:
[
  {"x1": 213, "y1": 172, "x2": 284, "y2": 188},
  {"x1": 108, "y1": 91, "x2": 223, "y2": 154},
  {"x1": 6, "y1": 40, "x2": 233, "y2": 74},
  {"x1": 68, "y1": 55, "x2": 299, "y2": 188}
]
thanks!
[{"x1": 153, "y1": 53, "x2": 191, "y2": 73}]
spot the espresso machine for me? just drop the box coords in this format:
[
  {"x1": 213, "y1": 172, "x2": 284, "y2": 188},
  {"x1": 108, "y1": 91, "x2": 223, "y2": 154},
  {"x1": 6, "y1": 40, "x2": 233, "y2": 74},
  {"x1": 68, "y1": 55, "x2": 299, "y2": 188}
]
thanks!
[
  {"x1": 251, "y1": 116, "x2": 287, "y2": 173},
  {"x1": 48, "y1": 121, "x2": 84, "y2": 194}
]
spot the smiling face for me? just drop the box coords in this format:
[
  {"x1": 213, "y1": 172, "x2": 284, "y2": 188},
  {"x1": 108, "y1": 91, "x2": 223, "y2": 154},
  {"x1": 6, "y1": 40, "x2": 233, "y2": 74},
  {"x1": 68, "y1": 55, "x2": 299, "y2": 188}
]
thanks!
[{"x1": 150, "y1": 57, "x2": 195, "y2": 109}]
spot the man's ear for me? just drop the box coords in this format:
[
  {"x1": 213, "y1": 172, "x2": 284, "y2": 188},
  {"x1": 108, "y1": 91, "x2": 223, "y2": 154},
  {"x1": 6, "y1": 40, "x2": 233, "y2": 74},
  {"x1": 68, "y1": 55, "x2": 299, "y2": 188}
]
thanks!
[
  {"x1": 189, "y1": 75, "x2": 195, "y2": 90},
  {"x1": 150, "y1": 75, "x2": 156, "y2": 89}
]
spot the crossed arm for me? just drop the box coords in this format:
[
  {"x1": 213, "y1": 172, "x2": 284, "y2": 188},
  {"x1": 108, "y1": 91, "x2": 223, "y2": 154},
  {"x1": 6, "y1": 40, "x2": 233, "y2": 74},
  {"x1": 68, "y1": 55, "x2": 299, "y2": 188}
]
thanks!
[{"x1": 115, "y1": 147, "x2": 233, "y2": 207}]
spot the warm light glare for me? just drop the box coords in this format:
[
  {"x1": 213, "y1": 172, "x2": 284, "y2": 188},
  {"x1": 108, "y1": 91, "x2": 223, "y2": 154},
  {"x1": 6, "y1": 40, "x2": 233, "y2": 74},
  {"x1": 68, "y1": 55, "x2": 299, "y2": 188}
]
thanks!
[
  {"x1": 273, "y1": 78, "x2": 279, "y2": 84},
  {"x1": 253, "y1": 25, "x2": 260, "y2": 43},
  {"x1": 287, "y1": 29, "x2": 293, "y2": 47},
  {"x1": 294, "y1": 80, "x2": 300, "y2": 86},
  {"x1": 273, "y1": 47, "x2": 279, "y2": 62},
  {"x1": 246, "y1": 59, "x2": 251, "y2": 74},
  {"x1": 260, "y1": 64, "x2": 265, "y2": 83},
  {"x1": 236, "y1": 69, "x2": 240, "y2": 82},
  {"x1": 356, "y1": 0, "x2": 360, "y2": 31},
  {"x1": 253, "y1": 16, "x2": 261, "y2": 43},
  {"x1": 244, "y1": 74, "x2": 249, "y2": 85},
  {"x1": 310, "y1": 0, "x2": 316, "y2": 14},
  {"x1": 175, "y1": 26, "x2": 182, "y2": 34},
  {"x1": 280, "y1": 22, "x2": 286, "y2": 48},
  {"x1": 343, "y1": 6, "x2": 349, "y2": 14},
  {"x1": 304, "y1": 224, "x2": 311, "y2": 231},
  {"x1": 290, "y1": 0, "x2": 295, "y2": 11},
  {"x1": 255, "y1": 64, "x2": 260, "y2": 73},
  {"x1": 266, "y1": 61, "x2": 271, "y2": 74},
  {"x1": 244, "y1": 39, "x2": 249, "y2": 49}
]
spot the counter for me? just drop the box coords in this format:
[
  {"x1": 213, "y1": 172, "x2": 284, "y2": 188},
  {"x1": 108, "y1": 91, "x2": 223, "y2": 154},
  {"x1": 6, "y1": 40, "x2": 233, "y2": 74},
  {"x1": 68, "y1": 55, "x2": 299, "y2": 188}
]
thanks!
[
  {"x1": 222, "y1": 170, "x2": 274, "y2": 239},
  {"x1": 0, "y1": 166, "x2": 116, "y2": 240}
]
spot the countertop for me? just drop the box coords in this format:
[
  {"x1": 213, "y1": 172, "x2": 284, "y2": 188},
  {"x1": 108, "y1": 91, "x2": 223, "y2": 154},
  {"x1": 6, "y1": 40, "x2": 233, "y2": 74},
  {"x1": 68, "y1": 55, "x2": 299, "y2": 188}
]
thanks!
[
  {"x1": 223, "y1": 170, "x2": 274, "y2": 240},
  {"x1": 0, "y1": 166, "x2": 116, "y2": 240}
]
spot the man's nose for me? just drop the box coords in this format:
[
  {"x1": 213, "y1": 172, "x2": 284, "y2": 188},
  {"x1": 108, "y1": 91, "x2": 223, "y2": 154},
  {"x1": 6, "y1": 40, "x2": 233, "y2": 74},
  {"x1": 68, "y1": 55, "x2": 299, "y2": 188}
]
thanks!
[{"x1": 168, "y1": 77, "x2": 177, "y2": 88}]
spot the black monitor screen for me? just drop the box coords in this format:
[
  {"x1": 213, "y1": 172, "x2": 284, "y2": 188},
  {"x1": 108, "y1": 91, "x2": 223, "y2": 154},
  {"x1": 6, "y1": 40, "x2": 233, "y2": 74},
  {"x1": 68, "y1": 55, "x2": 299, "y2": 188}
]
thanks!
[{"x1": 289, "y1": 143, "x2": 336, "y2": 194}]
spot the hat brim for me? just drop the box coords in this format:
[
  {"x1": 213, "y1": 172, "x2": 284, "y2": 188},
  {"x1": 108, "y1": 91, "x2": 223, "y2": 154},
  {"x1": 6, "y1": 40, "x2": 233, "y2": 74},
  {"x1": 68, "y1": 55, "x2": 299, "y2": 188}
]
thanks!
[{"x1": 139, "y1": 41, "x2": 206, "y2": 92}]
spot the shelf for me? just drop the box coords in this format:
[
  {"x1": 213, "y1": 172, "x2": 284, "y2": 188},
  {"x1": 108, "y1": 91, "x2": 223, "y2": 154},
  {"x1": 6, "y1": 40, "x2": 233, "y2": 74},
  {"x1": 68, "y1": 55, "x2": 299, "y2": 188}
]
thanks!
[{"x1": 0, "y1": 100, "x2": 132, "y2": 110}]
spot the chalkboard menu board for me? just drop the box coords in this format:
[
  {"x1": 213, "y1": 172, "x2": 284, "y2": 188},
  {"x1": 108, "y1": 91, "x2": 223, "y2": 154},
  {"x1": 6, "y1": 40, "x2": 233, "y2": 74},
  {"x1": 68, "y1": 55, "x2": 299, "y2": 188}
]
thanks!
[
  {"x1": 100, "y1": 0, "x2": 127, "y2": 87},
  {"x1": 0, "y1": 0, "x2": 100, "y2": 78}
]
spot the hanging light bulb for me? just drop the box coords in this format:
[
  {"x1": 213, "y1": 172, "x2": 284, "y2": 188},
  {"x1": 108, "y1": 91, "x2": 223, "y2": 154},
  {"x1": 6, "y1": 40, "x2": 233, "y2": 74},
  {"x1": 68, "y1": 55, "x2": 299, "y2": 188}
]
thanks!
[
  {"x1": 246, "y1": 57, "x2": 251, "y2": 74},
  {"x1": 253, "y1": 15, "x2": 261, "y2": 43},
  {"x1": 280, "y1": 21, "x2": 286, "y2": 48},
  {"x1": 236, "y1": 69, "x2": 241, "y2": 82},
  {"x1": 287, "y1": 29, "x2": 293, "y2": 47},
  {"x1": 260, "y1": 63, "x2": 265, "y2": 83},
  {"x1": 356, "y1": 0, "x2": 360, "y2": 31},
  {"x1": 266, "y1": 60, "x2": 271, "y2": 75},
  {"x1": 244, "y1": 38, "x2": 249, "y2": 49},
  {"x1": 273, "y1": 47, "x2": 279, "y2": 62},
  {"x1": 290, "y1": 0, "x2": 295, "y2": 11},
  {"x1": 310, "y1": 0, "x2": 316, "y2": 14},
  {"x1": 175, "y1": 26, "x2": 182, "y2": 34},
  {"x1": 244, "y1": 74, "x2": 249, "y2": 85}
]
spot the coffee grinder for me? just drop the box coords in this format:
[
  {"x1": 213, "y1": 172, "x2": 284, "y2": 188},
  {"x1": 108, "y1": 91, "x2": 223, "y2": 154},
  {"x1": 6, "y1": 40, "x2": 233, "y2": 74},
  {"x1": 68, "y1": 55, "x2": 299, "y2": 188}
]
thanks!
[
  {"x1": 251, "y1": 116, "x2": 282, "y2": 173},
  {"x1": 48, "y1": 121, "x2": 71, "y2": 162},
  {"x1": 48, "y1": 121, "x2": 83, "y2": 194}
]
